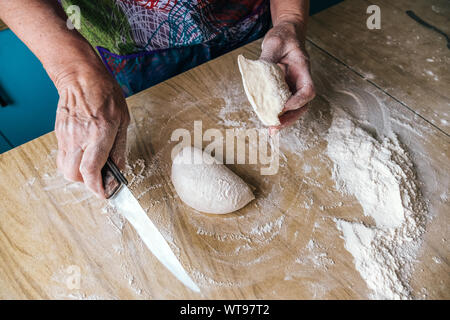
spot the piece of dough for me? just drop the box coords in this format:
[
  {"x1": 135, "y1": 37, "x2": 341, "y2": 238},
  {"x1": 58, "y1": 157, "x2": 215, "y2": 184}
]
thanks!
[
  {"x1": 171, "y1": 146, "x2": 255, "y2": 214},
  {"x1": 237, "y1": 54, "x2": 292, "y2": 126}
]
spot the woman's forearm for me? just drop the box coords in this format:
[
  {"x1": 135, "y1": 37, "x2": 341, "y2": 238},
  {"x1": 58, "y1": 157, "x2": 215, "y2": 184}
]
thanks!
[
  {"x1": 270, "y1": 0, "x2": 309, "y2": 35},
  {"x1": 0, "y1": 0, "x2": 105, "y2": 84},
  {"x1": 1, "y1": 1, "x2": 130, "y2": 198}
]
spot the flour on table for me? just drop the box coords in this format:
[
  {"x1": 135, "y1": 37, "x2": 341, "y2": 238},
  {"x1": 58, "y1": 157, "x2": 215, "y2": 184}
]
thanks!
[
  {"x1": 250, "y1": 215, "x2": 284, "y2": 236},
  {"x1": 296, "y1": 239, "x2": 335, "y2": 270},
  {"x1": 326, "y1": 109, "x2": 428, "y2": 299}
]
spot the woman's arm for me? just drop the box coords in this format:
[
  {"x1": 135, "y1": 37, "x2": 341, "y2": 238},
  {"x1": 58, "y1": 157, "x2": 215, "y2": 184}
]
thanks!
[
  {"x1": 271, "y1": 0, "x2": 309, "y2": 28},
  {"x1": 0, "y1": 1, "x2": 130, "y2": 198},
  {"x1": 263, "y1": 0, "x2": 315, "y2": 133}
]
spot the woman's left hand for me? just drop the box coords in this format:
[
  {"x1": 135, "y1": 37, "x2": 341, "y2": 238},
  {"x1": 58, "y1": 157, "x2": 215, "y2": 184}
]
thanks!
[{"x1": 260, "y1": 21, "x2": 316, "y2": 133}]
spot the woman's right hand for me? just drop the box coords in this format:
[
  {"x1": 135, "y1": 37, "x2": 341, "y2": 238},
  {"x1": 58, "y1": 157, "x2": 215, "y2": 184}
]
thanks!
[
  {"x1": 0, "y1": 0, "x2": 130, "y2": 198},
  {"x1": 54, "y1": 63, "x2": 130, "y2": 199}
]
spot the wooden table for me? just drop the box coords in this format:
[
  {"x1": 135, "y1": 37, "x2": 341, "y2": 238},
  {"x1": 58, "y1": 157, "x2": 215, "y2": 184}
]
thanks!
[
  {"x1": 308, "y1": 0, "x2": 450, "y2": 133},
  {"x1": 0, "y1": 0, "x2": 448, "y2": 299}
]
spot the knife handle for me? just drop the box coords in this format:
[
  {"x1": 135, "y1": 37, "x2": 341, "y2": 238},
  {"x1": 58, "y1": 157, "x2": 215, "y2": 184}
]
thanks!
[{"x1": 101, "y1": 158, "x2": 128, "y2": 199}]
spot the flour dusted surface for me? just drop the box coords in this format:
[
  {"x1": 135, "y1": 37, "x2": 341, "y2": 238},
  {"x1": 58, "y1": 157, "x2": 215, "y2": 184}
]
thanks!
[{"x1": 326, "y1": 110, "x2": 427, "y2": 299}]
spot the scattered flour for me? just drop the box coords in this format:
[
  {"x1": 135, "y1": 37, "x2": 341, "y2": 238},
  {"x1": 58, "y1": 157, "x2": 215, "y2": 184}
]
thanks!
[
  {"x1": 432, "y1": 256, "x2": 442, "y2": 264},
  {"x1": 326, "y1": 109, "x2": 428, "y2": 299},
  {"x1": 250, "y1": 215, "x2": 284, "y2": 235},
  {"x1": 295, "y1": 239, "x2": 335, "y2": 270}
]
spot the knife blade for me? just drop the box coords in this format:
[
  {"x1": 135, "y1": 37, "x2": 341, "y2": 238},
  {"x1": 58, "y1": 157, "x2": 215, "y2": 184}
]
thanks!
[{"x1": 102, "y1": 159, "x2": 200, "y2": 293}]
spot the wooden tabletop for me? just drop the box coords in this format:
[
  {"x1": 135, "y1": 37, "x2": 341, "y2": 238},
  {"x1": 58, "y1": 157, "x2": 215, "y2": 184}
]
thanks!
[
  {"x1": 308, "y1": 0, "x2": 450, "y2": 133},
  {"x1": 0, "y1": 0, "x2": 448, "y2": 299}
]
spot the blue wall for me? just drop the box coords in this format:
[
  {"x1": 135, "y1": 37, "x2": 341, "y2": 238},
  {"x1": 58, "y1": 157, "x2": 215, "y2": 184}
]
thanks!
[{"x1": 0, "y1": 29, "x2": 59, "y2": 153}]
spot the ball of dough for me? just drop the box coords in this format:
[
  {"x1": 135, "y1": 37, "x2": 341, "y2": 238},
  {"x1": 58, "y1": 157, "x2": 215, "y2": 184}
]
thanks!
[
  {"x1": 171, "y1": 146, "x2": 255, "y2": 214},
  {"x1": 238, "y1": 54, "x2": 292, "y2": 126}
]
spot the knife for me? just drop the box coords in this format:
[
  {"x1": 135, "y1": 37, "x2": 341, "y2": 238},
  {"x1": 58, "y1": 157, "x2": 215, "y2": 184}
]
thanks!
[{"x1": 102, "y1": 158, "x2": 200, "y2": 293}]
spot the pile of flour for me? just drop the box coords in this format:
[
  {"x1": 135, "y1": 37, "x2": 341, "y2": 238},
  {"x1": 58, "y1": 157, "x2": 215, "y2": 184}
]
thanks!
[{"x1": 325, "y1": 110, "x2": 427, "y2": 299}]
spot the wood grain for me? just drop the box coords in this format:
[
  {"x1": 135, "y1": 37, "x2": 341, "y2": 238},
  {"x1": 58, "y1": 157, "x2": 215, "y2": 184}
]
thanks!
[
  {"x1": 0, "y1": 37, "x2": 448, "y2": 299},
  {"x1": 308, "y1": 0, "x2": 450, "y2": 134}
]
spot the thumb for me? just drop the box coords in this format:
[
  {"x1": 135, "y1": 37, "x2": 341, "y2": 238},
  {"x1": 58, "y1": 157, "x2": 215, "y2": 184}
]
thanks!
[{"x1": 283, "y1": 83, "x2": 316, "y2": 112}]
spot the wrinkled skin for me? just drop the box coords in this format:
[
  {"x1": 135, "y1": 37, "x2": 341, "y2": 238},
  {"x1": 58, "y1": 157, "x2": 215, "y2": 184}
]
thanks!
[
  {"x1": 54, "y1": 66, "x2": 130, "y2": 198},
  {"x1": 260, "y1": 21, "x2": 316, "y2": 134}
]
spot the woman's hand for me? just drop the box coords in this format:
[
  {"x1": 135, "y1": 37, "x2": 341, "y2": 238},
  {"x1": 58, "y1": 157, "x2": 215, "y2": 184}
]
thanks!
[
  {"x1": 260, "y1": 20, "x2": 315, "y2": 133},
  {"x1": 54, "y1": 64, "x2": 130, "y2": 198},
  {"x1": 0, "y1": 1, "x2": 130, "y2": 198}
]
